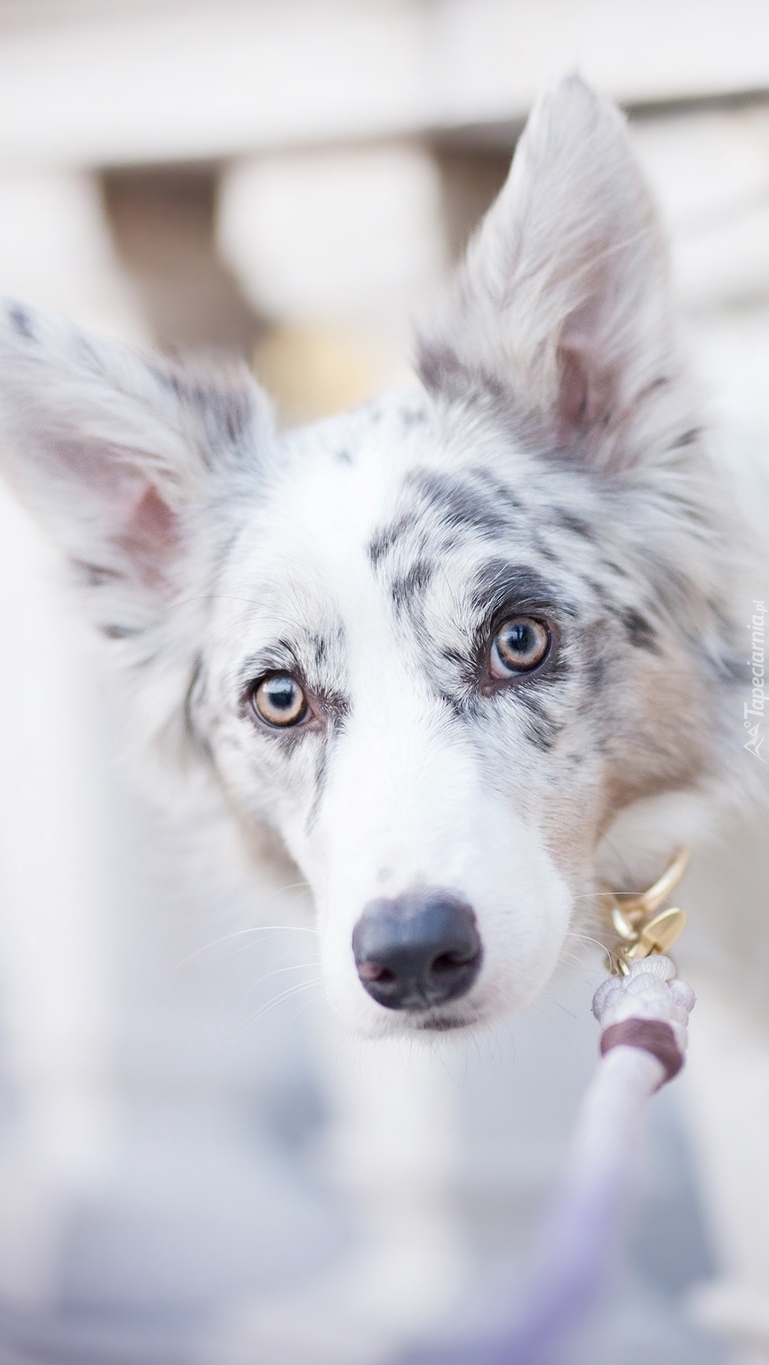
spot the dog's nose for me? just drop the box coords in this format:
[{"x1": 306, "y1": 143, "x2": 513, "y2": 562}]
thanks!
[{"x1": 352, "y1": 890, "x2": 482, "y2": 1011}]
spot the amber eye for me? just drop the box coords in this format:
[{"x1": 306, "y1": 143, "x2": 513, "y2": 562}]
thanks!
[
  {"x1": 489, "y1": 617, "x2": 551, "y2": 677},
  {"x1": 251, "y1": 674, "x2": 309, "y2": 728}
]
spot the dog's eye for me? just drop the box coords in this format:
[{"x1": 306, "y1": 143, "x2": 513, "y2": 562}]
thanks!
[
  {"x1": 490, "y1": 617, "x2": 550, "y2": 677},
  {"x1": 251, "y1": 674, "x2": 309, "y2": 728}
]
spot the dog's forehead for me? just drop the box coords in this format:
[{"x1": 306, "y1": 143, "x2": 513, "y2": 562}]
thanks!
[
  {"x1": 281, "y1": 396, "x2": 427, "y2": 555},
  {"x1": 215, "y1": 388, "x2": 611, "y2": 655},
  {"x1": 268, "y1": 390, "x2": 541, "y2": 567},
  {"x1": 209, "y1": 394, "x2": 431, "y2": 648},
  {"x1": 224, "y1": 393, "x2": 442, "y2": 582}
]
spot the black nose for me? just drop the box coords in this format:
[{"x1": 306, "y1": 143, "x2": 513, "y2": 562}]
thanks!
[{"x1": 352, "y1": 889, "x2": 482, "y2": 1011}]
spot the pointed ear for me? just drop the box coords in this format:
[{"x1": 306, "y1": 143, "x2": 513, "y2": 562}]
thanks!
[
  {"x1": 420, "y1": 76, "x2": 687, "y2": 472},
  {"x1": 0, "y1": 300, "x2": 272, "y2": 639}
]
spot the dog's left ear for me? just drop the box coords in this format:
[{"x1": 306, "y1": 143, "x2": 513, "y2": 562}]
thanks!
[
  {"x1": 0, "y1": 300, "x2": 272, "y2": 641},
  {"x1": 419, "y1": 75, "x2": 687, "y2": 472}
]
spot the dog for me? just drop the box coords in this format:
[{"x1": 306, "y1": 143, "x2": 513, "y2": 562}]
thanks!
[
  {"x1": 2, "y1": 71, "x2": 769, "y2": 1362},
  {"x1": 0, "y1": 74, "x2": 762, "y2": 1052}
]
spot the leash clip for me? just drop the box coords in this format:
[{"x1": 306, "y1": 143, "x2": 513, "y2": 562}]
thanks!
[{"x1": 605, "y1": 846, "x2": 690, "y2": 976}]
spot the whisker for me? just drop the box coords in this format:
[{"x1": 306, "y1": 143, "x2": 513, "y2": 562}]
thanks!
[
  {"x1": 287, "y1": 993, "x2": 324, "y2": 1028},
  {"x1": 543, "y1": 994, "x2": 579, "y2": 1019},
  {"x1": 173, "y1": 919, "x2": 319, "y2": 970},
  {"x1": 564, "y1": 930, "x2": 610, "y2": 953},
  {"x1": 571, "y1": 889, "x2": 620, "y2": 903},
  {"x1": 234, "y1": 979, "x2": 322, "y2": 1037},
  {"x1": 250, "y1": 961, "x2": 322, "y2": 990},
  {"x1": 228, "y1": 928, "x2": 321, "y2": 960}
]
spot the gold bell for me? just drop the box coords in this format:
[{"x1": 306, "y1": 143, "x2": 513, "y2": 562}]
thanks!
[{"x1": 604, "y1": 847, "x2": 690, "y2": 975}]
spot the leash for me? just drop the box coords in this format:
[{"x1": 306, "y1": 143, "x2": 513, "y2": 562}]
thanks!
[
  {"x1": 486, "y1": 848, "x2": 695, "y2": 1364},
  {"x1": 407, "y1": 848, "x2": 695, "y2": 1365}
]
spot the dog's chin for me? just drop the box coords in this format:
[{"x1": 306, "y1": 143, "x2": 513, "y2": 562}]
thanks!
[
  {"x1": 344, "y1": 1002, "x2": 482, "y2": 1039},
  {"x1": 413, "y1": 1010, "x2": 479, "y2": 1034},
  {"x1": 332, "y1": 967, "x2": 561, "y2": 1039}
]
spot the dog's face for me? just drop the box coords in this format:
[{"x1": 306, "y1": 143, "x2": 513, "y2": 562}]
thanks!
[
  {"x1": 200, "y1": 395, "x2": 715, "y2": 1035},
  {"x1": 0, "y1": 78, "x2": 744, "y2": 1035}
]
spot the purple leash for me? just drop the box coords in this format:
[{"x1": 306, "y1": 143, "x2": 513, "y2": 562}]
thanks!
[
  {"x1": 406, "y1": 851, "x2": 695, "y2": 1365},
  {"x1": 481, "y1": 957, "x2": 694, "y2": 1364}
]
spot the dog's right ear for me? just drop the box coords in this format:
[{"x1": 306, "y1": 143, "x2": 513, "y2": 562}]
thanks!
[
  {"x1": 0, "y1": 300, "x2": 272, "y2": 640},
  {"x1": 419, "y1": 75, "x2": 686, "y2": 475}
]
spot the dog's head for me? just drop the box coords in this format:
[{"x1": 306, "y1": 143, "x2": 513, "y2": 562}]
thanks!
[{"x1": 0, "y1": 78, "x2": 747, "y2": 1035}]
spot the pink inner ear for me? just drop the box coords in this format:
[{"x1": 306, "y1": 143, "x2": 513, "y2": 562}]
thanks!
[
  {"x1": 117, "y1": 484, "x2": 180, "y2": 589},
  {"x1": 48, "y1": 438, "x2": 181, "y2": 588},
  {"x1": 556, "y1": 347, "x2": 589, "y2": 439},
  {"x1": 556, "y1": 344, "x2": 612, "y2": 444}
]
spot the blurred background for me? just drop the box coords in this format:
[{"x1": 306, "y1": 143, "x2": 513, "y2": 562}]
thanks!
[{"x1": 0, "y1": 2, "x2": 768, "y2": 1362}]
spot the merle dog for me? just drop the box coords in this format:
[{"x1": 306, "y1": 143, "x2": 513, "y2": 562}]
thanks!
[{"x1": 0, "y1": 77, "x2": 759, "y2": 1048}]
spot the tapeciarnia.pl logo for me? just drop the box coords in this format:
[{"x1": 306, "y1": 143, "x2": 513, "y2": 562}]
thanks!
[{"x1": 744, "y1": 599, "x2": 766, "y2": 762}]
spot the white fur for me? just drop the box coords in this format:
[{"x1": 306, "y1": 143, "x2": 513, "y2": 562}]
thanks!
[{"x1": 0, "y1": 77, "x2": 763, "y2": 1045}]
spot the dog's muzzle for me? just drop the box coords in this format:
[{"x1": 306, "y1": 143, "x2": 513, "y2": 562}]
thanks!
[{"x1": 352, "y1": 889, "x2": 482, "y2": 1011}]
